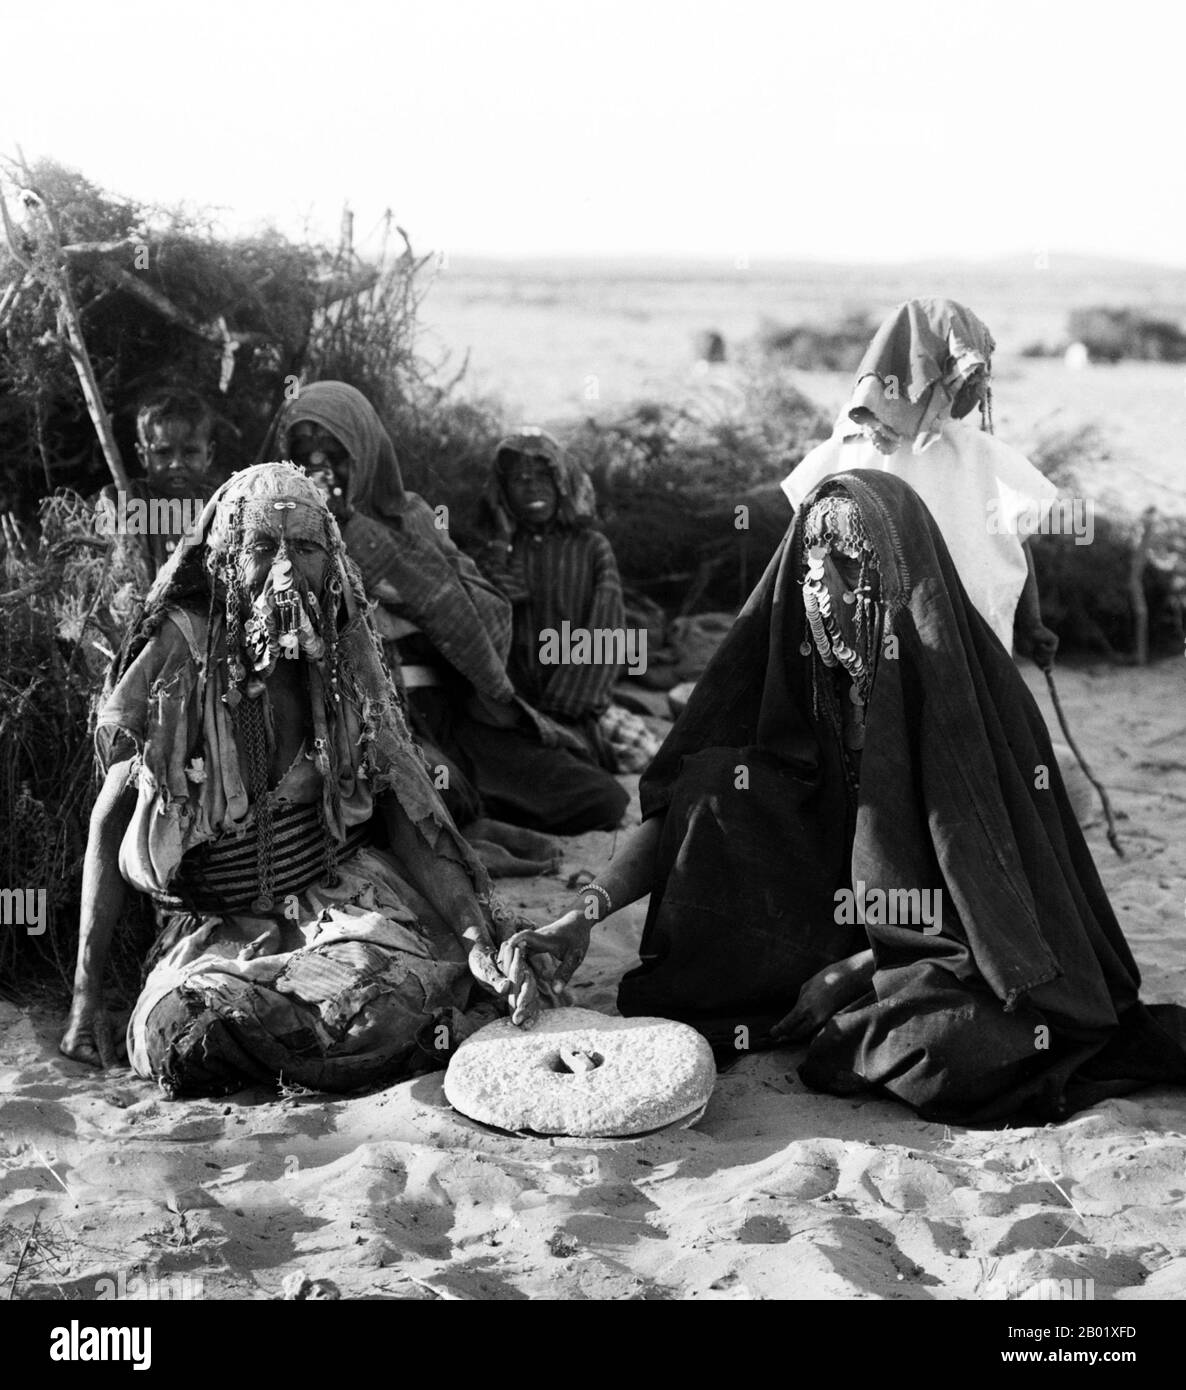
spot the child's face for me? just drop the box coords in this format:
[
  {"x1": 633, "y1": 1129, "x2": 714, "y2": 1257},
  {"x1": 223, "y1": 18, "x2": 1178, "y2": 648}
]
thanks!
[
  {"x1": 138, "y1": 419, "x2": 215, "y2": 492},
  {"x1": 503, "y1": 452, "x2": 558, "y2": 527}
]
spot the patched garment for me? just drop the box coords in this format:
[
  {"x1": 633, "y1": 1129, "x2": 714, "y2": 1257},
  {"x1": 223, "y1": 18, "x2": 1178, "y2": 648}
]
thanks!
[
  {"x1": 98, "y1": 604, "x2": 375, "y2": 902},
  {"x1": 129, "y1": 849, "x2": 477, "y2": 1097},
  {"x1": 98, "y1": 462, "x2": 513, "y2": 1097}
]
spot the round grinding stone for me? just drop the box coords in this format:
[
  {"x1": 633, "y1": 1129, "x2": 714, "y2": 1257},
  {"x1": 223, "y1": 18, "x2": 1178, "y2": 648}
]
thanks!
[{"x1": 443, "y1": 1006, "x2": 716, "y2": 1138}]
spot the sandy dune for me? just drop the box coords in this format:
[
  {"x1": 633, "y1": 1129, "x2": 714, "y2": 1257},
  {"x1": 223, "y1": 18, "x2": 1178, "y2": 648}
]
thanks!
[{"x1": 2, "y1": 659, "x2": 1184, "y2": 1302}]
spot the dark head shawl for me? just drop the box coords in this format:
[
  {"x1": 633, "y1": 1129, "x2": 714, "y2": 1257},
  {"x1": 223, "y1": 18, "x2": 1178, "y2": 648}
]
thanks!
[
  {"x1": 623, "y1": 468, "x2": 1186, "y2": 1122},
  {"x1": 479, "y1": 427, "x2": 598, "y2": 535},
  {"x1": 262, "y1": 381, "x2": 515, "y2": 702},
  {"x1": 267, "y1": 381, "x2": 407, "y2": 518}
]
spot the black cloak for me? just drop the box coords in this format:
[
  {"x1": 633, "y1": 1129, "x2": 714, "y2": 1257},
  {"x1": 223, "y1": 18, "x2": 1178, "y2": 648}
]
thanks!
[{"x1": 619, "y1": 470, "x2": 1186, "y2": 1123}]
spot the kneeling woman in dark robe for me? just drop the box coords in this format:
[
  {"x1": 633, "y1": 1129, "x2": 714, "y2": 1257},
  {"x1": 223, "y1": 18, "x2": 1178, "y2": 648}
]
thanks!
[{"x1": 509, "y1": 470, "x2": 1186, "y2": 1124}]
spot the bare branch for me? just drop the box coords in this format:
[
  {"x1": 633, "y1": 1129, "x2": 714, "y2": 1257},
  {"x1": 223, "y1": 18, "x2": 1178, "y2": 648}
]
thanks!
[
  {"x1": 14, "y1": 187, "x2": 130, "y2": 490},
  {"x1": 90, "y1": 261, "x2": 272, "y2": 346},
  {"x1": 0, "y1": 188, "x2": 33, "y2": 271},
  {"x1": 0, "y1": 270, "x2": 29, "y2": 326},
  {"x1": 316, "y1": 265, "x2": 380, "y2": 307},
  {"x1": 61, "y1": 236, "x2": 140, "y2": 258}
]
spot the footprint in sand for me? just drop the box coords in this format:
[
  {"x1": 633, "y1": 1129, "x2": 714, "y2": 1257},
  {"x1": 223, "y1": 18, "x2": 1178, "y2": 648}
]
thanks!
[
  {"x1": 733, "y1": 1213, "x2": 792, "y2": 1244},
  {"x1": 984, "y1": 1210, "x2": 1090, "y2": 1255},
  {"x1": 1073, "y1": 1142, "x2": 1186, "y2": 1211},
  {"x1": 764, "y1": 1140, "x2": 842, "y2": 1200},
  {"x1": 841, "y1": 1148, "x2": 964, "y2": 1215}
]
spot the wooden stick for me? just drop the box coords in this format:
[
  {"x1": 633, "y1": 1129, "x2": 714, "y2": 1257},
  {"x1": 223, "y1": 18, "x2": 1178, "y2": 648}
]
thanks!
[
  {"x1": 0, "y1": 269, "x2": 27, "y2": 325},
  {"x1": 1128, "y1": 507, "x2": 1156, "y2": 666},
  {"x1": 61, "y1": 235, "x2": 139, "y2": 257},
  {"x1": 15, "y1": 187, "x2": 130, "y2": 491},
  {"x1": 0, "y1": 187, "x2": 32, "y2": 271},
  {"x1": 89, "y1": 260, "x2": 272, "y2": 349},
  {"x1": 0, "y1": 579, "x2": 53, "y2": 605},
  {"x1": 1146, "y1": 723, "x2": 1186, "y2": 748},
  {"x1": 8, "y1": 1208, "x2": 40, "y2": 1300},
  {"x1": 1044, "y1": 667, "x2": 1123, "y2": 857}
]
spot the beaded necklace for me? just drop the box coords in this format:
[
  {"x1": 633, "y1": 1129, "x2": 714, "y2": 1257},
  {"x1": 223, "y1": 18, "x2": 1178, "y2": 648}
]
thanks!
[{"x1": 210, "y1": 497, "x2": 347, "y2": 914}]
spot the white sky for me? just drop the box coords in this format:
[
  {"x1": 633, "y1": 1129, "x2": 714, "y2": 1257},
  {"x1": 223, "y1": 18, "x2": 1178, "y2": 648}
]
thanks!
[{"x1": 2, "y1": 0, "x2": 1182, "y2": 264}]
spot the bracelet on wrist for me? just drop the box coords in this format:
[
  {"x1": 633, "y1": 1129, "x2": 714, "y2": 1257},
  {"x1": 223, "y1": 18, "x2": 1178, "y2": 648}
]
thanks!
[{"x1": 578, "y1": 882, "x2": 613, "y2": 922}]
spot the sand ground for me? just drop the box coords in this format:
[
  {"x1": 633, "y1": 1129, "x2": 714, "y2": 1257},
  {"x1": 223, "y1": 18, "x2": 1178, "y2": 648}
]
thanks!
[{"x1": 2, "y1": 659, "x2": 1184, "y2": 1302}]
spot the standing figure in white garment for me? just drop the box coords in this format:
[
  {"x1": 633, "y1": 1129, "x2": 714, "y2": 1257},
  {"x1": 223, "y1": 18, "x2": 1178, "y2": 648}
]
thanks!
[{"x1": 782, "y1": 297, "x2": 1060, "y2": 668}]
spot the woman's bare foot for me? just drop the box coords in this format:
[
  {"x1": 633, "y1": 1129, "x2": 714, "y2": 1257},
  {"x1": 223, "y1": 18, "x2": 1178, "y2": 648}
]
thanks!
[{"x1": 60, "y1": 995, "x2": 125, "y2": 1068}]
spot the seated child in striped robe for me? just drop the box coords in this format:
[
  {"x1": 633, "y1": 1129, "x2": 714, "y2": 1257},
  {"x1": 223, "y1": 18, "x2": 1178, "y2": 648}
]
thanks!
[{"x1": 474, "y1": 427, "x2": 660, "y2": 774}]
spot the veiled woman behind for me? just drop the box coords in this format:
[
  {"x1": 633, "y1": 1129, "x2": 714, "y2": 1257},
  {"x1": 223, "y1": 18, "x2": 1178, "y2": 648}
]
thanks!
[{"x1": 511, "y1": 469, "x2": 1186, "y2": 1124}]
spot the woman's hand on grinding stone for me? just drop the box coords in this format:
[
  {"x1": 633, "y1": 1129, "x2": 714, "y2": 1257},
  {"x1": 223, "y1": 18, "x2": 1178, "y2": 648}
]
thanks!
[
  {"x1": 496, "y1": 939, "x2": 542, "y2": 1028},
  {"x1": 505, "y1": 910, "x2": 592, "y2": 991},
  {"x1": 466, "y1": 938, "x2": 540, "y2": 1026}
]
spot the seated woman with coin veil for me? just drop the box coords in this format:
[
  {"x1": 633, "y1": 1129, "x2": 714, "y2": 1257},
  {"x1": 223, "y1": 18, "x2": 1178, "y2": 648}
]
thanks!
[{"x1": 61, "y1": 463, "x2": 537, "y2": 1097}]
